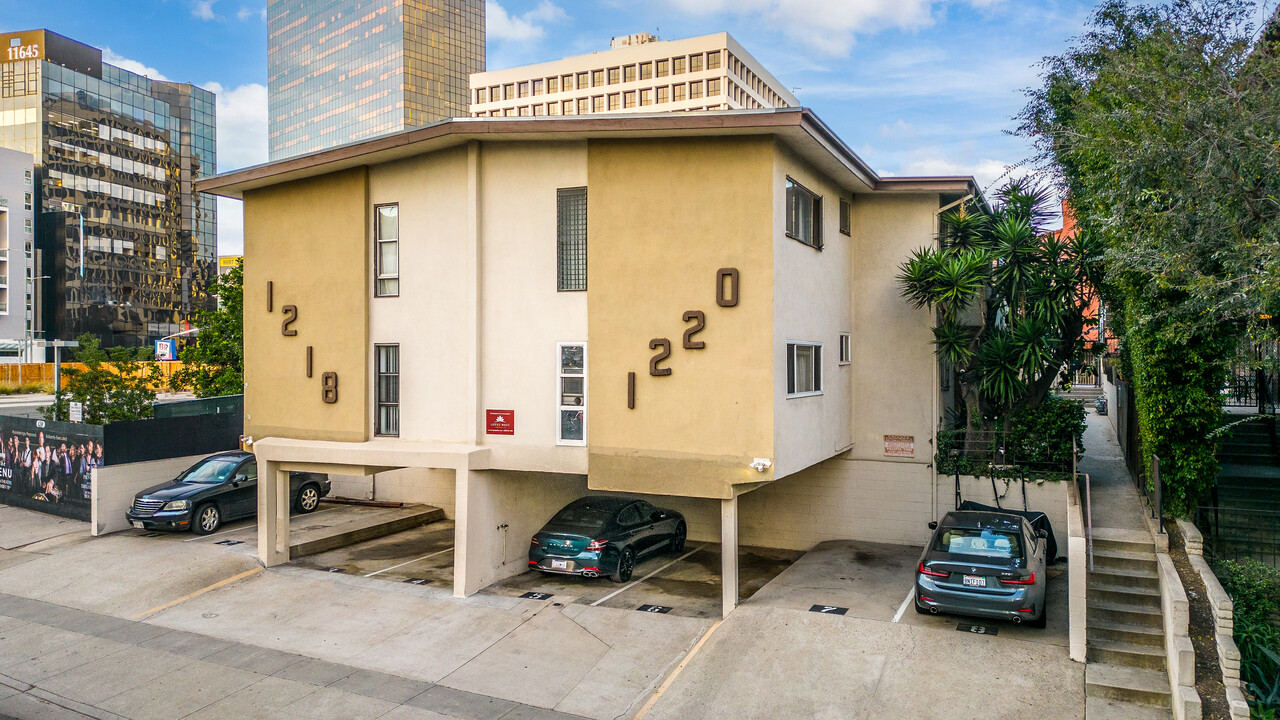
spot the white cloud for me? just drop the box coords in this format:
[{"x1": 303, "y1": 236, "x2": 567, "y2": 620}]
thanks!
[
  {"x1": 663, "y1": 0, "x2": 998, "y2": 55},
  {"x1": 204, "y1": 81, "x2": 267, "y2": 255},
  {"x1": 193, "y1": 0, "x2": 218, "y2": 21},
  {"x1": 101, "y1": 49, "x2": 169, "y2": 81},
  {"x1": 894, "y1": 157, "x2": 1013, "y2": 190},
  {"x1": 237, "y1": 5, "x2": 266, "y2": 21},
  {"x1": 487, "y1": 0, "x2": 566, "y2": 41}
]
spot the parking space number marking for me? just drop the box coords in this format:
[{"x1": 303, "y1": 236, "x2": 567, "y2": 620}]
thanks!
[
  {"x1": 637, "y1": 604, "x2": 672, "y2": 614},
  {"x1": 957, "y1": 624, "x2": 998, "y2": 636},
  {"x1": 520, "y1": 592, "x2": 554, "y2": 600},
  {"x1": 809, "y1": 604, "x2": 849, "y2": 615},
  {"x1": 403, "y1": 578, "x2": 430, "y2": 585}
]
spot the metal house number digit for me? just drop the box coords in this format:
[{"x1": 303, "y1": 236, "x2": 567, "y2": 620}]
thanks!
[{"x1": 321, "y1": 372, "x2": 338, "y2": 404}]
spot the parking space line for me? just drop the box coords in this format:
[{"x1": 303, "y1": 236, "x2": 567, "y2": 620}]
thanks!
[
  {"x1": 363, "y1": 546, "x2": 454, "y2": 578},
  {"x1": 131, "y1": 567, "x2": 263, "y2": 620},
  {"x1": 632, "y1": 618, "x2": 723, "y2": 720},
  {"x1": 181, "y1": 507, "x2": 337, "y2": 542},
  {"x1": 892, "y1": 587, "x2": 915, "y2": 623},
  {"x1": 590, "y1": 545, "x2": 705, "y2": 607}
]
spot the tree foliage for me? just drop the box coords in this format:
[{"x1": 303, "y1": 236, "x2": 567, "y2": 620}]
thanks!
[
  {"x1": 1016, "y1": 0, "x2": 1279, "y2": 513},
  {"x1": 175, "y1": 261, "x2": 243, "y2": 398},
  {"x1": 42, "y1": 334, "x2": 160, "y2": 425},
  {"x1": 898, "y1": 180, "x2": 1104, "y2": 440}
]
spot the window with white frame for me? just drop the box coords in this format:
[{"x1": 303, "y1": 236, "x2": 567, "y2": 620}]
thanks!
[
  {"x1": 375, "y1": 344, "x2": 399, "y2": 436},
  {"x1": 785, "y1": 178, "x2": 823, "y2": 249},
  {"x1": 557, "y1": 343, "x2": 586, "y2": 445},
  {"x1": 787, "y1": 342, "x2": 822, "y2": 396},
  {"x1": 839, "y1": 333, "x2": 851, "y2": 365},
  {"x1": 375, "y1": 204, "x2": 398, "y2": 297}
]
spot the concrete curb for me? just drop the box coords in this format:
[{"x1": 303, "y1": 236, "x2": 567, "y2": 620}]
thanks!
[
  {"x1": 1184, "y1": 541, "x2": 1250, "y2": 720},
  {"x1": 1156, "y1": 552, "x2": 1202, "y2": 720}
]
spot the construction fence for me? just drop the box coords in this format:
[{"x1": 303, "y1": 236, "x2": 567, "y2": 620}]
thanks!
[{"x1": 0, "y1": 362, "x2": 187, "y2": 391}]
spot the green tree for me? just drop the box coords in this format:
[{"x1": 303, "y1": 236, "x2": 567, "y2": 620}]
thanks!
[
  {"x1": 1015, "y1": 0, "x2": 1278, "y2": 513},
  {"x1": 898, "y1": 180, "x2": 1104, "y2": 445},
  {"x1": 42, "y1": 334, "x2": 161, "y2": 425},
  {"x1": 175, "y1": 261, "x2": 243, "y2": 398}
]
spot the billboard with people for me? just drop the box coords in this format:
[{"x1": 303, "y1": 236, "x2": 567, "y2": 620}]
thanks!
[{"x1": 0, "y1": 417, "x2": 104, "y2": 521}]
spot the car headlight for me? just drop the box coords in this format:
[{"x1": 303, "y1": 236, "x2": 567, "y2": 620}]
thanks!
[{"x1": 162, "y1": 500, "x2": 191, "y2": 511}]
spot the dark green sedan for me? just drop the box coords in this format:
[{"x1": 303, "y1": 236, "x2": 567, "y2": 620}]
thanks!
[{"x1": 529, "y1": 496, "x2": 687, "y2": 582}]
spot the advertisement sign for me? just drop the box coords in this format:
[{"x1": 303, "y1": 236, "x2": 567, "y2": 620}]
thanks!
[
  {"x1": 0, "y1": 416, "x2": 104, "y2": 521},
  {"x1": 155, "y1": 338, "x2": 178, "y2": 361},
  {"x1": 486, "y1": 409, "x2": 515, "y2": 435}
]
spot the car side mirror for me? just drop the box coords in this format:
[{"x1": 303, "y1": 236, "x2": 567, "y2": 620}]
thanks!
[
  {"x1": 651, "y1": 511, "x2": 664, "y2": 522},
  {"x1": 928, "y1": 521, "x2": 938, "y2": 530},
  {"x1": 1036, "y1": 529, "x2": 1048, "y2": 539}
]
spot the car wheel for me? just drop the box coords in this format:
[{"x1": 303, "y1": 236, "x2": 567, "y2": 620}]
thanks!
[
  {"x1": 670, "y1": 522, "x2": 687, "y2": 553},
  {"x1": 193, "y1": 503, "x2": 221, "y2": 535},
  {"x1": 611, "y1": 547, "x2": 635, "y2": 583},
  {"x1": 295, "y1": 483, "x2": 321, "y2": 513},
  {"x1": 1029, "y1": 604, "x2": 1048, "y2": 628}
]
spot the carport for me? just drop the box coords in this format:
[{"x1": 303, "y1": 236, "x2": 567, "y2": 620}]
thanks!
[{"x1": 251, "y1": 436, "x2": 490, "y2": 597}]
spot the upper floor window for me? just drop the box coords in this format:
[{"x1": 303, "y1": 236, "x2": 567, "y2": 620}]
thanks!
[
  {"x1": 839, "y1": 197, "x2": 852, "y2": 236},
  {"x1": 839, "y1": 333, "x2": 851, "y2": 365},
  {"x1": 375, "y1": 204, "x2": 399, "y2": 296},
  {"x1": 785, "y1": 178, "x2": 823, "y2": 250},
  {"x1": 787, "y1": 342, "x2": 822, "y2": 397},
  {"x1": 557, "y1": 188, "x2": 587, "y2": 291}
]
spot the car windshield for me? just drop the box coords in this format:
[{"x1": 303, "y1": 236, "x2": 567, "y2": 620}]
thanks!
[
  {"x1": 550, "y1": 506, "x2": 612, "y2": 527},
  {"x1": 935, "y1": 527, "x2": 1023, "y2": 559},
  {"x1": 176, "y1": 457, "x2": 240, "y2": 485}
]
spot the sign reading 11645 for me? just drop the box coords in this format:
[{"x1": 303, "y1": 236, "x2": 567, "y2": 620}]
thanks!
[{"x1": 6, "y1": 42, "x2": 40, "y2": 62}]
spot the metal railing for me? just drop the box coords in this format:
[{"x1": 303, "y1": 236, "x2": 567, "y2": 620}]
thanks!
[
  {"x1": 1196, "y1": 505, "x2": 1280, "y2": 569},
  {"x1": 1144, "y1": 455, "x2": 1165, "y2": 534},
  {"x1": 1073, "y1": 438, "x2": 1093, "y2": 571}
]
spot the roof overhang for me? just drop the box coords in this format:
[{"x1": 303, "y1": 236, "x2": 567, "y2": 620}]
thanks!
[{"x1": 197, "y1": 108, "x2": 979, "y2": 201}]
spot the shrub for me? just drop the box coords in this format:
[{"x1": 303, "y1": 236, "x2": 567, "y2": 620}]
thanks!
[
  {"x1": 1216, "y1": 558, "x2": 1280, "y2": 626},
  {"x1": 1005, "y1": 395, "x2": 1087, "y2": 470}
]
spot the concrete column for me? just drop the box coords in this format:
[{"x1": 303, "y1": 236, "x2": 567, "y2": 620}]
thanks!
[
  {"x1": 721, "y1": 492, "x2": 739, "y2": 619},
  {"x1": 257, "y1": 460, "x2": 290, "y2": 567},
  {"x1": 453, "y1": 465, "x2": 491, "y2": 598}
]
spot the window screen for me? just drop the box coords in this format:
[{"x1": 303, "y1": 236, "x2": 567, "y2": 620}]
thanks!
[{"x1": 557, "y1": 188, "x2": 587, "y2": 292}]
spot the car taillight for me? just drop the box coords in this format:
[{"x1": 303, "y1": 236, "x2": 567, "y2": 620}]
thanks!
[
  {"x1": 1000, "y1": 573, "x2": 1036, "y2": 585},
  {"x1": 530, "y1": 536, "x2": 539, "y2": 545},
  {"x1": 918, "y1": 562, "x2": 948, "y2": 578},
  {"x1": 586, "y1": 539, "x2": 607, "y2": 552}
]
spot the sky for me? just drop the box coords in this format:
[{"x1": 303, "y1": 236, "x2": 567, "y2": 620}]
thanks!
[{"x1": 5, "y1": 0, "x2": 1110, "y2": 255}]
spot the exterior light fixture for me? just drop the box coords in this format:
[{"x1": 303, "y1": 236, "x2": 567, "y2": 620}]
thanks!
[{"x1": 749, "y1": 458, "x2": 772, "y2": 472}]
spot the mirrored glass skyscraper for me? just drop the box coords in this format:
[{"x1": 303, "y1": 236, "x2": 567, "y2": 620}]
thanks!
[
  {"x1": 268, "y1": 0, "x2": 485, "y2": 160},
  {"x1": 0, "y1": 29, "x2": 216, "y2": 349}
]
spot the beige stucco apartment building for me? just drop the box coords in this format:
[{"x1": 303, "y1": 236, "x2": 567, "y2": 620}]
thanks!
[
  {"x1": 469, "y1": 32, "x2": 797, "y2": 118},
  {"x1": 197, "y1": 110, "x2": 977, "y2": 617}
]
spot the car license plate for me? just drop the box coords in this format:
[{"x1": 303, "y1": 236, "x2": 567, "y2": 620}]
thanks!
[
  {"x1": 963, "y1": 575, "x2": 986, "y2": 588},
  {"x1": 551, "y1": 559, "x2": 568, "y2": 570},
  {"x1": 131, "y1": 521, "x2": 144, "y2": 529}
]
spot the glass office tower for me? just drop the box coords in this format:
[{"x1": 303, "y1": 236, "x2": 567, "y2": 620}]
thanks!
[
  {"x1": 268, "y1": 0, "x2": 485, "y2": 160},
  {"x1": 0, "y1": 29, "x2": 216, "y2": 349}
]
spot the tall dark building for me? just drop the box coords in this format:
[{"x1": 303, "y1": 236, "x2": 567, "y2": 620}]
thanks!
[
  {"x1": 268, "y1": 0, "x2": 485, "y2": 160},
  {"x1": 0, "y1": 29, "x2": 216, "y2": 349}
]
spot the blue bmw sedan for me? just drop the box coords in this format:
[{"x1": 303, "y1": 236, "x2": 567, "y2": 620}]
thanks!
[{"x1": 529, "y1": 496, "x2": 686, "y2": 582}]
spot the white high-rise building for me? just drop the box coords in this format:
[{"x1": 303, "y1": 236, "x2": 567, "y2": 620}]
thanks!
[{"x1": 469, "y1": 32, "x2": 798, "y2": 117}]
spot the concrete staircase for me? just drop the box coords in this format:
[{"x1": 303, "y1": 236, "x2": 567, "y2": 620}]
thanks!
[
  {"x1": 1216, "y1": 417, "x2": 1280, "y2": 511},
  {"x1": 1055, "y1": 385, "x2": 1105, "y2": 404},
  {"x1": 1085, "y1": 532, "x2": 1173, "y2": 720}
]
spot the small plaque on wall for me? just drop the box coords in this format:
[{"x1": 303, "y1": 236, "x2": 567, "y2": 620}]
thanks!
[
  {"x1": 486, "y1": 410, "x2": 515, "y2": 435},
  {"x1": 884, "y1": 435, "x2": 915, "y2": 458}
]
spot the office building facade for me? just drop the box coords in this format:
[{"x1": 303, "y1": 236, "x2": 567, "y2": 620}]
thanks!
[
  {"x1": 469, "y1": 32, "x2": 798, "y2": 118},
  {"x1": 267, "y1": 0, "x2": 485, "y2": 160},
  {"x1": 0, "y1": 29, "x2": 217, "y2": 349},
  {"x1": 0, "y1": 147, "x2": 33, "y2": 359}
]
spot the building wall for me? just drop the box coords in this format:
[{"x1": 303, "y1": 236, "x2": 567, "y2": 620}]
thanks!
[
  {"x1": 587, "y1": 136, "x2": 775, "y2": 499},
  {"x1": 771, "y1": 144, "x2": 854, "y2": 479},
  {"x1": 243, "y1": 167, "x2": 370, "y2": 442},
  {"x1": 847, "y1": 194, "x2": 940, "y2": 464}
]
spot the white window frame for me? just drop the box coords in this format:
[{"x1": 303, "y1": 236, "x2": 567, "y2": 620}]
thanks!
[
  {"x1": 375, "y1": 344, "x2": 400, "y2": 437},
  {"x1": 785, "y1": 177, "x2": 823, "y2": 250},
  {"x1": 786, "y1": 341, "x2": 823, "y2": 398},
  {"x1": 374, "y1": 203, "x2": 399, "y2": 297},
  {"x1": 556, "y1": 342, "x2": 587, "y2": 446},
  {"x1": 839, "y1": 333, "x2": 851, "y2": 365}
]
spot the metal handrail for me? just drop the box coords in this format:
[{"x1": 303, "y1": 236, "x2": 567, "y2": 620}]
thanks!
[{"x1": 1078, "y1": 471, "x2": 1094, "y2": 572}]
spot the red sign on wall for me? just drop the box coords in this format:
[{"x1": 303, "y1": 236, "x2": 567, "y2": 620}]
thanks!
[{"x1": 486, "y1": 409, "x2": 515, "y2": 435}]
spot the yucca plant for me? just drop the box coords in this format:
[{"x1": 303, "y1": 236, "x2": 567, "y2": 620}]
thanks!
[{"x1": 897, "y1": 178, "x2": 1105, "y2": 442}]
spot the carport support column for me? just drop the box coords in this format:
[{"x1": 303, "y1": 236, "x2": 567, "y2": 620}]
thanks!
[
  {"x1": 257, "y1": 459, "x2": 290, "y2": 567},
  {"x1": 721, "y1": 491, "x2": 739, "y2": 619},
  {"x1": 453, "y1": 464, "x2": 490, "y2": 598}
]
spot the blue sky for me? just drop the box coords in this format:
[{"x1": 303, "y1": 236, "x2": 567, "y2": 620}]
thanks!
[{"x1": 6, "y1": 0, "x2": 1107, "y2": 254}]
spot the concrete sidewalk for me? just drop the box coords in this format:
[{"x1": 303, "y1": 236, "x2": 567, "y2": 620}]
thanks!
[{"x1": 1077, "y1": 411, "x2": 1150, "y2": 533}]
